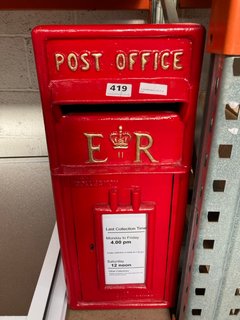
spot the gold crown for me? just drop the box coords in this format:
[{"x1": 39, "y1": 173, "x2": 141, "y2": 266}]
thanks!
[{"x1": 110, "y1": 125, "x2": 131, "y2": 149}]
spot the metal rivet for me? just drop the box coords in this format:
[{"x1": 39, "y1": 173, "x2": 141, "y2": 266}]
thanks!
[
  {"x1": 209, "y1": 117, "x2": 214, "y2": 132},
  {"x1": 200, "y1": 186, "x2": 204, "y2": 198},
  {"x1": 192, "y1": 240, "x2": 195, "y2": 250},
  {"x1": 196, "y1": 213, "x2": 199, "y2": 225},
  {"x1": 215, "y1": 77, "x2": 219, "y2": 94},
  {"x1": 204, "y1": 153, "x2": 208, "y2": 167}
]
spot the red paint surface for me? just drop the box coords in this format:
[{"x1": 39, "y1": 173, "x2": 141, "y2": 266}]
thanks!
[{"x1": 32, "y1": 24, "x2": 204, "y2": 309}]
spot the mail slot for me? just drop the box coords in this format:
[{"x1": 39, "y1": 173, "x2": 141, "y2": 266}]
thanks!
[{"x1": 32, "y1": 24, "x2": 204, "y2": 309}]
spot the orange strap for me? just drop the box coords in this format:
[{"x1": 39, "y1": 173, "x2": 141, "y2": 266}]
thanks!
[
  {"x1": 208, "y1": 0, "x2": 240, "y2": 55},
  {"x1": 0, "y1": 0, "x2": 150, "y2": 10}
]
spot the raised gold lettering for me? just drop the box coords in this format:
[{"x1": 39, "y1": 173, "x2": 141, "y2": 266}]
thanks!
[
  {"x1": 129, "y1": 52, "x2": 138, "y2": 70},
  {"x1": 153, "y1": 52, "x2": 159, "y2": 70},
  {"x1": 141, "y1": 52, "x2": 151, "y2": 71},
  {"x1": 84, "y1": 133, "x2": 108, "y2": 163},
  {"x1": 55, "y1": 53, "x2": 64, "y2": 71},
  {"x1": 173, "y1": 51, "x2": 183, "y2": 70},
  {"x1": 134, "y1": 133, "x2": 158, "y2": 163},
  {"x1": 161, "y1": 52, "x2": 170, "y2": 70},
  {"x1": 91, "y1": 53, "x2": 102, "y2": 71},
  {"x1": 80, "y1": 53, "x2": 90, "y2": 71},
  {"x1": 67, "y1": 53, "x2": 78, "y2": 71},
  {"x1": 54, "y1": 49, "x2": 185, "y2": 73},
  {"x1": 116, "y1": 53, "x2": 126, "y2": 71}
]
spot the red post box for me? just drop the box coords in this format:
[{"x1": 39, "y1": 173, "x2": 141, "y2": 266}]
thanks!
[{"x1": 32, "y1": 24, "x2": 204, "y2": 309}]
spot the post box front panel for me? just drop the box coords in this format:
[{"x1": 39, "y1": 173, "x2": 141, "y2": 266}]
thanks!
[
  {"x1": 55, "y1": 172, "x2": 173, "y2": 303},
  {"x1": 53, "y1": 107, "x2": 184, "y2": 167},
  {"x1": 52, "y1": 170, "x2": 189, "y2": 308}
]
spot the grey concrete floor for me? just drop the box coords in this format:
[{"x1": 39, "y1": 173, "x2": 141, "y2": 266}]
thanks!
[{"x1": 66, "y1": 308, "x2": 171, "y2": 320}]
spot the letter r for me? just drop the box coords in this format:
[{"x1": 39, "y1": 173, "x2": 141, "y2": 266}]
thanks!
[{"x1": 134, "y1": 133, "x2": 158, "y2": 163}]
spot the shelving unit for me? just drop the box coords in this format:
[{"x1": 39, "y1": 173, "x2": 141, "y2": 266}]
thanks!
[{"x1": 178, "y1": 1, "x2": 240, "y2": 318}]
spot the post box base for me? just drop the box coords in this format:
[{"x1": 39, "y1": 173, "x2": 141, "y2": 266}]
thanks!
[
  {"x1": 66, "y1": 307, "x2": 171, "y2": 320},
  {"x1": 69, "y1": 300, "x2": 171, "y2": 310}
]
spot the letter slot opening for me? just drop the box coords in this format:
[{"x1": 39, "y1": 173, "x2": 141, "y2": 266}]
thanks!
[{"x1": 59, "y1": 102, "x2": 182, "y2": 115}]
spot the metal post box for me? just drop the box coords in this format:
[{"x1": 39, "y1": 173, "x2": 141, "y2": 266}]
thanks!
[{"x1": 32, "y1": 24, "x2": 204, "y2": 309}]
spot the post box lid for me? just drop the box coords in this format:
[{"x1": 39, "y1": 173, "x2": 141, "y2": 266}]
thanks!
[{"x1": 32, "y1": 24, "x2": 205, "y2": 104}]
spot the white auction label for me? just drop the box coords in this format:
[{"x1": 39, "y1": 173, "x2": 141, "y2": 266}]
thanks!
[
  {"x1": 106, "y1": 83, "x2": 132, "y2": 97},
  {"x1": 139, "y1": 82, "x2": 168, "y2": 96},
  {"x1": 102, "y1": 213, "x2": 147, "y2": 285}
]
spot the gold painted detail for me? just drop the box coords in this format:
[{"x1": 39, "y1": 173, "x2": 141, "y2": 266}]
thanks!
[
  {"x1": 173, "y1": 51, "x2": 184, "y2": 70},
  {"x1": 54, "y1": 50, "x2": 184, "y2": 72},
  {"x1": 118, "y1": 151, "x2": 124, "y2": 159},
  {"x1": 83, "y1": 128, "x2": 159, "y2": 164},
  {"x1": 110, "y1": 126, "x2": 131, "y2": 149},
  {"x1": 84, "y1": 133, "x2": 108, "y2": 163},
  {"x1": 115, "y1": 50, "x2": 184, "y2": 71},
  {"x1": 134, "y1": 133, "x2": 158, "y2": 163},
  {"x1": 55, "y1": 52, "x2": 103, "y2": 72}
]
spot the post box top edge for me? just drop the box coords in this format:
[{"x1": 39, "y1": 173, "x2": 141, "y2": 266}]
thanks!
[{"x1": 32, "y1": 23, "x2": 205, "y2": 41}]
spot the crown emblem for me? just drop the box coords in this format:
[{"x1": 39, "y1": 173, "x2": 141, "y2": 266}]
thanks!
[{"x1": 110, "y1": 125, "x2": 131, "y2": 149}]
